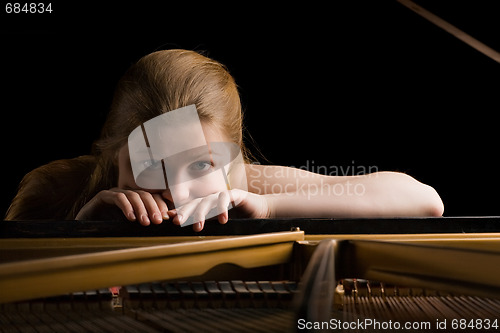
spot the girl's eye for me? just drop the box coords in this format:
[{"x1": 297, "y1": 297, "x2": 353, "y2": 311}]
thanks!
[{"x1": 189, "y1": 161, "x2": 213, "y2": 172}]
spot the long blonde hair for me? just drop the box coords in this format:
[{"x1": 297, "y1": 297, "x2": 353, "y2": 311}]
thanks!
[{"x1": 7, "y1": 49, "x2": 248, "y2": 220}]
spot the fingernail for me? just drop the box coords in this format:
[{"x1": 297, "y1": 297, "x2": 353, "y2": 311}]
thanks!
[
  {"x1": 141, "y1": 215, "x2": 150, "y2": 225},
  {"x1": 127, "y1": 212, "x2": 136, "y2": 221},
  {"x1": 152, "y1": 213, "x2": 162, "y2": 223},
  {"x1": 177, "y1": 214, "x2": 184, "y2": 224},
  {"x1": 162, "y1": 211, "x2": 169, "y2": 220}
]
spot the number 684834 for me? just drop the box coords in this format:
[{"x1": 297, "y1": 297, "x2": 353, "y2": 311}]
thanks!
[{"x1": 5, "y1": 3, "x2": 53, "y2": 14}]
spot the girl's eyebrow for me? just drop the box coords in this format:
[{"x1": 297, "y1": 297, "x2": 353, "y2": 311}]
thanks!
[
  {"x1": 134, "y1": 145, "x2": 228, "y2": 165},
  {"x1": 181, "y1": 147, "x2": 224, "y2": 161}
]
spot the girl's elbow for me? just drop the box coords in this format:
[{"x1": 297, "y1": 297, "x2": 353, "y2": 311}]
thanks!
[
  {"x1": 390, "y1": 172, "x2": 444, "y2": 217},
  {"x1": 427, "y1": 188, "x2": 444, "y2": 217},
  {"x1": 419, "y1": 183, "x2": 444, "y2": 217}
]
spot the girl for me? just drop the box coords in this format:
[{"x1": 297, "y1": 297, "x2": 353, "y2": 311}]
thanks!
[{"x1": 6, "y1": 49, "x2": 443, "y2": 231}]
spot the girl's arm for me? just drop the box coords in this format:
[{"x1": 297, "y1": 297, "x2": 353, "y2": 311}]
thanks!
[
  {"x1": 74, "y1": 163, "x2": 443, "y2": 232},
  {"x1": 246, "y1": 164, "x2": 444, "y2": 218}
]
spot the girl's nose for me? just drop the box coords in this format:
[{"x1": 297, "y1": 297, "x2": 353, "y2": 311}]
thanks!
[{"x1": 162, "y1": 183, "x2": 190, "y2": 206}]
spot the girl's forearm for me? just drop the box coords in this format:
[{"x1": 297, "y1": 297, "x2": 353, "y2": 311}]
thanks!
[{"x1": 265, "y1": 172, "x2": 443, "y2": 218}]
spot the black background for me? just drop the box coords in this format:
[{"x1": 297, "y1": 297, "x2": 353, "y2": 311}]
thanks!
[{"x1": 1, "y1": 0, "x2": 499, "y2": 218}]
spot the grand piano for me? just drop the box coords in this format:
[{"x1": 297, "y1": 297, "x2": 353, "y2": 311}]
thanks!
[{"x1": 2, "y1": 217, "x2": 500, "y2": 332}]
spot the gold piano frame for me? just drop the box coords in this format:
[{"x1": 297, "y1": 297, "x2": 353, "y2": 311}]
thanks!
[{"x1": 2, "y1": 219, "x2": 500, "y2": 304}]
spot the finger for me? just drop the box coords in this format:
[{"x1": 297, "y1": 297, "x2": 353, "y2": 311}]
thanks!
[
  {"x1": 193, "y1": 221, "x2": 204, "y2": 232},
  {"x1": 136, "y1": 191, "x2": 164, "y2": 225},
  {"x1": 152, "y1": 193, "x2": 169, "y2": 223},
  {"x1": 174, "y1": 198, "x2": 201, "y2": 225},
  {"x1": 105, "y1": 190, "x2": 136, "y2": 221},
  {"x1": 167, "y1": 209, "x2": 179, "y2": 224},
  {"x1": 217, "y1": 191, "x2": 231, "y2": 224},
  {"x1": 121, "y1": 190, "x2": 150, "y2": 226},
  {"x1": 192, "y1": 195, "x2": 218, "y2": 226}
]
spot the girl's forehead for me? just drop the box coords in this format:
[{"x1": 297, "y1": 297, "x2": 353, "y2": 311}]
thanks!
[
  {"x1": 140, "y1": 105, "x2": 206, "y2": 158},
  {"x1": 200, "y1": 122, "x2": 231, "y2": 142},
  {"x1": 128, "y1": 105, "x2": 231, "y2": 161}
]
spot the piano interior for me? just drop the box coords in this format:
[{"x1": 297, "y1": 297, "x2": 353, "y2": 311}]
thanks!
[{"x1": 1, "y1": 217, "x2": 500, "y2": 332}]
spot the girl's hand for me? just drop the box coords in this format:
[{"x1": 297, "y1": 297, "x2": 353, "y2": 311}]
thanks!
[
  {"x1": 75, "y1": 188, "x2": 270, "y2": 231},
  {"x1": 170, "y1": 189, "x2": 270, "y2": 232},
  {"x1": 75, "y1": 188, "x2": 169, "y2": 226}
]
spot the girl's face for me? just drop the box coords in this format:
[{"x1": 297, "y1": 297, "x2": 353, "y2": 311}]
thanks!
[{"x1": 117, "y1": 121, "x2": 236, "y2": 209}]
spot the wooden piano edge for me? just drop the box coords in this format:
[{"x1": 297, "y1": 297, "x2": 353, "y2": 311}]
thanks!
[{"x1": 2, "y1": 216, "x2": 500, "y2": 238}]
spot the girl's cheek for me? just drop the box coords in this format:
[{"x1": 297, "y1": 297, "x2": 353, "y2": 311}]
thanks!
[{"x1": 192, "y1": 175, "x2": 228, "y2": 198}]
